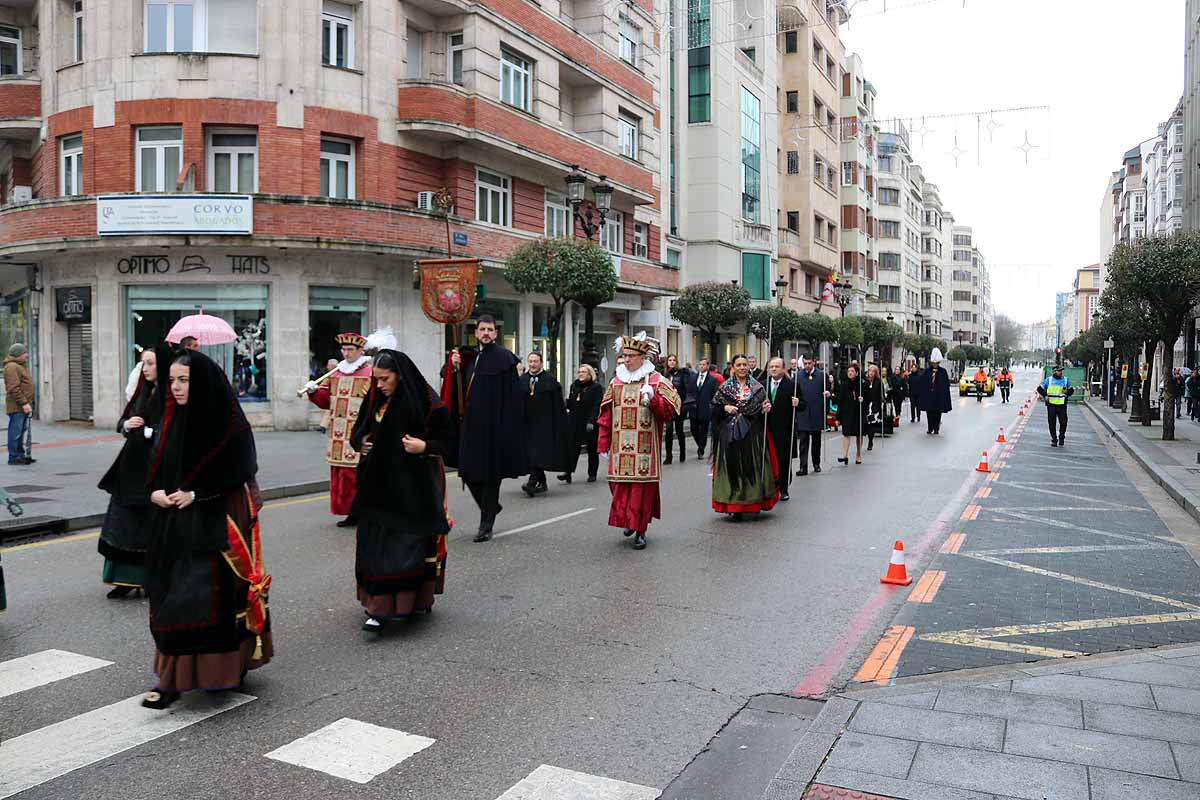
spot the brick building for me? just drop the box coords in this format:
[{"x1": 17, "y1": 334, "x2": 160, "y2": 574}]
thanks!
[{"x1": 0, "y1": 0, "x2": 673, "y2": 429}]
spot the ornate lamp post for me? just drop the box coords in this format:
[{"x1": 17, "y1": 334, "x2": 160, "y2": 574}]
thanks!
[
  {"x1": 563, "y1": 166, "x2": 615, "y2": 368},
  {"x1": 834, "y1": 278, "x2": 854, "y2": 317}
]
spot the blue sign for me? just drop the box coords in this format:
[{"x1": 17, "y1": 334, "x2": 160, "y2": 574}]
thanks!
[{"x1": 453, "y1": 232, "x2": 468, "y2": 246}]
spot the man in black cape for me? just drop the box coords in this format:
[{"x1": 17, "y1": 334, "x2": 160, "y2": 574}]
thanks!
[
  {"x1": 518, "y1": 351, "x2": 568, "y2": 496},
  {"x1": 454, "y1": 315, "x2": 527, "y2": 541},
  {"x1": 912, "y1": 347, "x2": 953, "y2": 435},
  {"x1": 794, "y1": 355, "x2": 827, "y2": 475},
  {"x1": 763, "y1": 357, "x2": 802, "y2": 501}
]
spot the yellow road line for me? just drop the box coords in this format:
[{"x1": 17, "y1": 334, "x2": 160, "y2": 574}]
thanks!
[
  {"x1": 908, "y1": 570, "x2": 946, "y2": 603},
  {"x1": 854, "y1": 625, "x2": 915, "y2": 684},
  {"x1": 2, "y1": 493, "x2": 330, "y2": 553},
  {"x1": 941, "y1": 532, "x2": 966, "y2": 554},
  {"x1": 920, "y1": 611, "x2": 1200, "y2": 658},
  {"x1": 975, "y1": 487, "x2": 991, "y2": 499},
  {"x1": 961, "y1": 504, "x2": 981, "y2": 521}
]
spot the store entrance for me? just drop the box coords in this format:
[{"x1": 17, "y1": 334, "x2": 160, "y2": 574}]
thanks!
[{"x1": 67, "y1": 322, "x2": 94, "y2": 421}]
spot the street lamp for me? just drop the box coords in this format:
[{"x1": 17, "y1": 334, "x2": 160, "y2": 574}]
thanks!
[
  {"x1": 1093, "y1": 308, "x2": 1109, "y2": 402},
  {"x1": 564, "y1": 165, "x2": 613, "y2": 241},
  {"x1": 834, "y1": 278, "x2": 854, "y2": 317}
]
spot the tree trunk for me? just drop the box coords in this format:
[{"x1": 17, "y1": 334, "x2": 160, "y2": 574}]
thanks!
[
  {"x1": 1141, "y1": 339, "x2": 1157, "y2": 427},
  {"x1": 1162, "y1": 336, "x2": 1178, "y2": 440},
  {"x1": 546, "y1": 302, "x2": 565, "y2": 379},
  {"x1": 705, "y1": 330, "x2": 719, "y2": 362}
]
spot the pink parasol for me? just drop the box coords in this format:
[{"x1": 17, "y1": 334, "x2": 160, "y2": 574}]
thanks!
[{"x1": 166, "y1": 311, "x2": 237, "y2": 346}]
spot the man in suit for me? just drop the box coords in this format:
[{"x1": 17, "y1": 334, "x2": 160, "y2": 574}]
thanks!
[
  {"x1": 748, "y1": 355, "x2": 764, "y2": 381},
  {"x1": 794, "y1": 355, "x2": 828, "y2": 475},
  {"x1": 690, "y1": 357, "x2": 723, "y2": 459},
  {"x1": 763, "y1": 357, "x2": 802, "y2": 501}
]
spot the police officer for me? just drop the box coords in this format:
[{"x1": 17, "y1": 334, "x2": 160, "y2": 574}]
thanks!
[{"x1": 1037, "y1": 365, "x2": 1074, "y2": 447}]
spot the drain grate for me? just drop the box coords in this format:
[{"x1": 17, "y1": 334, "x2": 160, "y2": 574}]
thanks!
[
  {"x1": 0, "y1": 515, "x2": 68, "y2": 537},
  {"x1": 2, "y1": 485, "x2": 57, "y2": 493}
]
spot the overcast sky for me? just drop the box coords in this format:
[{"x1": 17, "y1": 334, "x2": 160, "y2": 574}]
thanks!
[{"x1": 840, "y1": 0, "x2": 1185, "y2": 326}]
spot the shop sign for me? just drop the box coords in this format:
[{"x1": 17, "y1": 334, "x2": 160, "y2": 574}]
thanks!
[
  {"x1": 115, "y1": 254, "x2": 270, "y2": 277},
  {"x1": 55, "y1": 286, "x2": 91, "y2": 323},
  {"x1": 97, "y1": 195, "x2": 253, "y2": 236}
]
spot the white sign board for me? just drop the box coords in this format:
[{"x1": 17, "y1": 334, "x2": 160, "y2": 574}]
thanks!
[
  {"x1": 97, "y1": 195, "x2": 253, "y2": 236},
  {"x1": 1103, "y1": 339, "x2": 1114, "y2": 349}
]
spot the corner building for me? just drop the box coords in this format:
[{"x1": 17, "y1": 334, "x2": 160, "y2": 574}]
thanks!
[{"x1": 0, "y1": 0, "x2": 673, "y2": 429}]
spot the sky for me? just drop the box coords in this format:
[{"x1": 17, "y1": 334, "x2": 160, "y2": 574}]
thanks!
[{"x1": 839, "y1": 0, "x2": 1186, "y2": 326}]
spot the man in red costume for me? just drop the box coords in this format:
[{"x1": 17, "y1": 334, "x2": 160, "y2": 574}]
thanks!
[
  {"x1": 305, "y1": 332, "x2": 373, "y2": 527},
  {"x1": 597, "y1": 333, "x2": 681, "y2": 551}
]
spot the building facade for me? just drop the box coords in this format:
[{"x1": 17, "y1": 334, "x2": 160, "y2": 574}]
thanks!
[
  {"x1": 1185, "y1": 0, "x2": 1200, "y2": 233},
  {"x1": 870, "y1": 126, "x2": 923, "y2": 334},
  {"x1": 836, "y1": 51, "x2": 876, "y2": 318},
  {"x1": 0, "y1": 0, "x2": 676, "y2": 429},
  {"x1": 1145, "y1": 99, "x2": 1185, "y2": 238},
  {"x1": 919, "y1": 177, "x2": 950, "y2": 340}
]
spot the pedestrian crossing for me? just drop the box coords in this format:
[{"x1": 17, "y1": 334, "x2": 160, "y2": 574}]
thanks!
[{"x1": 0, "y1": 649, "x2": 661, "y2": 799}]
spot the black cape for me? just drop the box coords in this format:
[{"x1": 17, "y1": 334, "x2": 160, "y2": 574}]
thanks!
[
  {"x1": 457, "y1": 342, "x2": 528, "y2": 482},
  {"x1": 98, "y1": 374, "x2": 161, "y2": 561},
  {"x1": 913, "y1": 366, "x2": 953, "y2": 414},
  {"x1": 566, "y1": 379, "x2": 604, "y2": 446},
  {"x1": 519, "y1": 370, "x2": 569, "y2": 472}
]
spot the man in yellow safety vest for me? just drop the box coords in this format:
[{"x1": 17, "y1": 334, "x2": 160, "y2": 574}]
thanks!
[{"x1": 1037, "y1": 364, "x2": 1074, "y2": 447}]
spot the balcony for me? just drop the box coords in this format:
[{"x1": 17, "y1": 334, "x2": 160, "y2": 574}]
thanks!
[
  {"x1": 0, "y1": 79, "x2": 41, "y2": 142},
  {"x1": 850, "y1": 273, "x2": 877, "y2": 298},
  {"x1": 778, "y1": 227, "x2": 802, "y2": 261},
  {"x1": 396, "y1": 82, "x2": 654, "y2": 203}
]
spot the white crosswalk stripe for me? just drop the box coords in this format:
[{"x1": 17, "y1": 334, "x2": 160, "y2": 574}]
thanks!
[
  {"x1": 494, "y1": 765, "x2": 660, "y2": 800},
  {"x1": 0, "y1": 691, "x2": 255, "y2": 799},
  {"x1": 264, "y1": 718, "x2": 436, "y2": 783},
  {"x1": 0, "y1": 649, "x2": 112, "y2": 699}
]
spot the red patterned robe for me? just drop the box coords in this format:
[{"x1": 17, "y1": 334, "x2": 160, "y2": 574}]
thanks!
[
  {"x1": 597, "y1": 368, "x2": 681, "y2": 536},
  {"x1": 307, "y1": 358, "x2": 373, "y2": 515}
]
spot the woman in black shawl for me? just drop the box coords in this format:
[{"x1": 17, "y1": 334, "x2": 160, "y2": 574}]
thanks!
[
  {"x1": 141, "y1": 349, "x2": 272, "y2": 709},
  {"x1": 558, "y1": 363, "x2": 604, "y2": 483},
  {"x1": 711, "y1": 354, "x2": 779, "y2": 520},
  {"x1": 97, "y1": 349, "x2": 161, "y2": 598},
  {"x1": 836, "y1": 362, "x2": 864, "y2": 465},
  {"x1": 350, "y1": 350, "x2": 452, "y2": 633}
]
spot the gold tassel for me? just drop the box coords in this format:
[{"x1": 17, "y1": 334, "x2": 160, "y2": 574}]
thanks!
[{"x1": 253, "y1": 635, "x2": 263, "y2": 662}]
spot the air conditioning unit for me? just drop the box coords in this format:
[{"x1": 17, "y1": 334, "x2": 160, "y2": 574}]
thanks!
[{"x1": 416, "y1": 191, "x2": 436, "y2": 210}]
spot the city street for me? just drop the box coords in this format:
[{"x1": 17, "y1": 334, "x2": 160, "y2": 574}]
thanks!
[{"x1": 1, "y1": 371, "x2": 1042, "y2": 800}]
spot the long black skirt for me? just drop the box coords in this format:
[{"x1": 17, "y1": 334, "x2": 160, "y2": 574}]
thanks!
[
  {"x1": 355, "y1": 519, "x2": 446, "y2": 620},
  {"x1": 98, "y1": 500, "x2": 152, "y2": 587}
]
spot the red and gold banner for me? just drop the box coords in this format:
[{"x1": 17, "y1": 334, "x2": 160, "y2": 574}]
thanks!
[{"x1": 418, "y1": 258, "x2": 480, "y2": 325}]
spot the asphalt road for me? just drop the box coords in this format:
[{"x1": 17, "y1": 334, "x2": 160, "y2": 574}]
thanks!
[{"x1": 0, "y1": 368, "x2": 1041, "y2": 800}]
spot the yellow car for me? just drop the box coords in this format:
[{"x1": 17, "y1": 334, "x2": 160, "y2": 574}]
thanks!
[{"x1": 959, "y1": 367, "x2": 995, "y2": 397}]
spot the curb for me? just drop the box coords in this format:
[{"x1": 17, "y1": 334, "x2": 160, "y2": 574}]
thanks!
[{"x1": 1084, "y1": 402, "x2": 1200, "y2": 527}]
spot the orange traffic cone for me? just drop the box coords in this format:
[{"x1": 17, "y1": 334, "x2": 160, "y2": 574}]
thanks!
[
  {"x1": 1019, "y1": 407, "x2": 1025, "y2": 416},
  {"x1": 976, "y1": 450, "x2": 990, "y2": 473},
  {"x1": 880, "y1": 540, "x2": 913, "y2": 586},
  {"x1": 996, "y1": 426, "x2": 1006, "y2": 443}
]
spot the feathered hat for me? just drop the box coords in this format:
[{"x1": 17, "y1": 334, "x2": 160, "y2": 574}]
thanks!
[
  {"x1": 613, "y1": 331, "x2": 660, "y2": 358},
  {"x1": 363, "y1": 326, "x2": 398, "y2": 354}
]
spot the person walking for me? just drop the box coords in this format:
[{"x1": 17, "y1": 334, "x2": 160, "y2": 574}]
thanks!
[
  {"x1": 97, "y1": 349, "x2": 160, "y2": 599},
  {"x1": 913, "y1": 349, "x2": 953, "y2": 435},
  {"x1": 4, "y1": 344, "x2": 33, "y2": 465},
  {"x1": 453, "y1": 315, "x2": 527, "y2": 542},
  {"x1": 794, "y1": 356, "x2": 827, "y2": 476},
  {"x1": 903, "y1": 357, "x2": 921, "y2": 424},
  {"x1": 862, "y1": 364, "x2": 885, "y2": 451},
  {"x1": 559, "y1": 364, "x2": 604, "y2": 483},
  {"x1": 997, "y1": 366, "x2": 1013, "y2": 404},
  {"x1": 663, "y1": 354, "x2": 695, "y2": 464},
  {"x1": 836, "y1": 362, "x2": 864, "y2": 465},
  {"x1": 690, "y1": 357, "x2": 723, "y2": 459},
  {"x1": 972, "y1": 365, "x2": 989, "y2": 403},
  {"x1": 348, "y1": 350, "x2": 452, "y2": 633},
  {"x1": 518, "y1": 352, "x2": 568, "y2": 497},
  {"x1": 142, "y1": 349, "x2": 272, "y2": 710},
  {"x1": 764, "y1": 358, "x2": 801, "y2": 501},
  {"x1": 1038, "y1": 363, "x2": 1074, "y2": 447},
  {"x1": 596, "y1": 334, "x2": 681, "y2": 550},
  {"x1": 1187, "y1": 369, "x2": 1200, "y2": 421},
  {"x1": 711, "y1": 354, "x2": 778, "y2": 519}
]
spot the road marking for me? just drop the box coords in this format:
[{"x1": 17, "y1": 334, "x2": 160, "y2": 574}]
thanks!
[
  {"x1": 994, "y1": 482, "x2": 1144, "y2": 509},
  {"x1": 991, "y1": 509, "x2": 1158, "y2": 543},
  {"x1": 961, "y1": 504, "x2": 980, "y2": 521},
  {"x1": 2, "y1": 494, "x2": 332, "y2": 553},
  {"x1": 940, "y1": 533, "x2": 966, "y2": 554},
  {"x1": 265, "y1": 718, "x2": 435, "y2": 784},
  {"x1": 987, "y1": 472, "x2": 999, "y2": 483},
  {"x1": 494, "y1": 764, "x2": 659, "y2": 800},
  {"x1": 492, "y1": 508, "x2": 595, "y2": 539},
  {"x1": 975, "y1": 487, "x2": 991, "y2": 499},
  {"x1": 0, "y1": 650, "x2": 113, "y2": 699},
  {"x1": 0, "y1": 691, "x2": 255, "y2": 799},
  {"x1": 969, "y1": 544, "x2": 1173, "y2": 556},
  {"x1": 853, "y1": 625, "x2": 914, "y2": 685},
  {"x1": 908, "y1": 570, "x2": 945, "y2": 603}
]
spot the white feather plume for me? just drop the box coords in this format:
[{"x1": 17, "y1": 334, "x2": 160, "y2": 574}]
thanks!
[{"x1": 364, "y1": 326, "x2": 398, "y2": 353}]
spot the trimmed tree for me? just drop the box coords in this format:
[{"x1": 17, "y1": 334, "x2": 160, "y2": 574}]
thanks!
[
  {"x1": 861, "y1": 317, "x2": 905, "y2": 367},
  {"x1": 504, "y1": 237, "x2": 618, "y2": 376},
  {"x1": 795, "y1": 312, "x2": 839, "y2": 359},
  {"x1": 835, "y1": 316, "x2": 864, "y2": 363},
  {"x1": 671, "y1": 281, "x2": 752, "y2": 361},
  {"x1": 746, "y1": 305, "x2": 802, "y2": 358}
]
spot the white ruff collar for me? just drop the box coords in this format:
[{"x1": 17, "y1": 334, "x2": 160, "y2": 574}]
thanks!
[
  {"x1": 617, "y1": 362, "x2": 656, "y2": 383},
  {"x1": 336, "y1": 355, "x2": 371, "y2": 374}
]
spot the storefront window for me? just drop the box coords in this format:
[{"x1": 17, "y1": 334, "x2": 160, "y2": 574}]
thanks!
[
  {"x1": 447, "y1": 298, "x2": 520, "y2": 357},
  {"x1": 127, "y1": 284, "x2": 269, "y2": 402},
  {"x1": 0, "y1": 292, "x2": 30, "y2": 367},
  {"x1": 308, "y1": 286, "x2": 368, "y2": 377},
  {"x1": 532, "y1": 304, "x2": 564, "y2": 383}
]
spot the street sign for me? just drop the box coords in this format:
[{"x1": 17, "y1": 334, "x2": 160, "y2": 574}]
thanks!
[
  {"x1": 55, "y1": 286, "x2": 91, "y2": 323},
  {"x1": 1103, "y1": 339, "x2": 1114, "y2": 349}
]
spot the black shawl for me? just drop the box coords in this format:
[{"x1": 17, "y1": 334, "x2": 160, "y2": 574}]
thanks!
[
  {"x1": 98, "y1": 373, "x2": 160, "y2": 505},
  {"x1": 349, "y1": 350, "x2": 452, "y2": 534},
  {"x1": 713, "y1": 376, "x2": 768, "y2": 444},
  {"x1": 519, "y1": 370, "x2": 569, "y2": 471}
]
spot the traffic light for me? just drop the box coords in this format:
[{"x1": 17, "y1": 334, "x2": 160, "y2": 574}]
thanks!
[{"x1": 1055, "y1": 346, "x2": 1062, "y2": 367}]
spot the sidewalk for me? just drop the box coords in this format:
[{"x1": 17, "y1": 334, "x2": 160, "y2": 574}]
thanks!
[
  {"x1": 1086, "y1": 398, "x2": 1200, "y2": 526},
  {"x1": 0, "y1": 421, "x2": 329, "y2": 537}
]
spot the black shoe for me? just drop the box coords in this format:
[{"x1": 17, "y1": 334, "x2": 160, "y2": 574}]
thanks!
[
  {"x1": 623, "y1": 528, "x2": 635, "y2": 537},
  {"x1": 780, "y1": 493, "x2": 790, "y2": 501},
  {"x1": 362, "y1": 617, "x2": 386, "y2": 633},
  {"x1": 141, "y1": 690, "x2": 180, "y2": 710},
  {"x1": 106, "y1": 585, "x2": 135, "y2": 599},
  {"x1": 730, "y1": 512, "x2": 744, "y2": 521},
  {"x1": 531, "y1": 483, "x2": 547, "y2": 496},
  {"x1": 556, "y1": 473, "x2": 571, "y2": 482},
  {"x1": 867, "y1": 442, "x2": 874, "y2": 451},
  {"x1": 20, "y1": 457, "x2": 35, "y2": 464},
  {"x1": 522, "y1": 482, "x2": 535, "y2": 497},
  {"x1": 1050, "y1": 440, "x2": 1058, "y2": 447},
  {"x1": 681, "y1": 452, "x2": 686, "y2": 462},
  {"x1": 796, "y1": 469, "x2": 807, "y2": 476},
  {"x1": 633, "y1": 534, "x2": 646, "y2": 550},
  {"x1": 473, "y1": 525, "x2": 494, "y2": 542},
  {"x1": 336, "y1": 515, "x2": 357, "y2": 528},
  {"x1": 664, "y1": 454, "x2": 673, "y2": 465},
  {"x1": 837, "y1": 457, "x2": 848, "y2": 465},
  {"x1": 1058, "y1": 437, "x2": 1065, "y2": 446},
  {"x1": 813, "y1": 465, "x2": 821, "y2": 473},
  {"x1": 587, "y1": 474, "x2": 597, "y2": 482},
  {"x1": 697, "y1": 448, "x2": 706, "y2": 458}
]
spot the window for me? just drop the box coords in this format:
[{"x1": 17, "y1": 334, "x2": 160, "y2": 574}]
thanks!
[
  {"x1": 879, "y1": 285, "x2": 900, "y2": 303},
  {"x1": 813, "y1": 154, "x2": 823, "y2": 185},
  {"x1": 812, "y1": 38, "x2": 823, "y2": 66},
  {"x1": 320, "y1": 137, "x2": 355, "y2": 199},
  {"x1": 739, "y1": 46, "x2": 756, "y2": 63},
  {"x1": 476, "y1": 169, "x2": 511, "y2": 226},
  {"x1": 602, "y1": 210, "x2": 623, "y2": 254},
  {"x1": 544, "y1": 190, "x2": 571, "y2": 237},
  {"x1": 740, "y1": 88, "x2": 761, "y2": 221},
  {"x1": 688, "y1": 0, "x2": 710, "y2": 47},
  {"x1": 74, "y1": 1, "x2": 84, "y2": 62},
  {"x1": 953, "y1": 234, "x2": 972, "y2": 245},
  {"x1": 633, "y1": 222, "x2": 648, "y2": 258},
  {"x1": 207, "y1": 129, "x2": 257, "y2": 192},
  {"x1": 879, "y1": 187, "x2": 899, "y2": 205},
  {"x1": 786, "y1": 91, "x2": 798, "y2": 113},
  {"x1": 619, "y1": 18, "x2": 640, "y2": 67},
  {"x1": 136, "y1": 126, "x2": 182, "y2": 193},
  {"x1": 1176, "y1": 169, "x2": 1185, "y2": 201},
  {"x1": 879, "y1": 220, "x2": 899, "y2": 238},
  {"x1": 953, "y1": 290, "x2": 972, "y2": 301},
  {"x1": 500, "y1": 48, "x2": 533, "y2": 111},
  {"x1": 812, "y1": 215, "x2": 823, "y2": 243},
  {"x1": 805, "y1": 273, "x2": 816, "y2": 296},
  {"x1": 687, "y1": 45, "x2": 711, "y2": 122},
  {"x1": 309, "y1": 286, "x2": 369, "y2": 378},
  {"x1": 827, "y1": 221, "x2": 837, "y2": 244},
  {"x1": 60, "y1": 135, "x2": 83, "y2": 196},
  {"x1": 786, "y1": 151, "x2": 798, "y2": 174},
  {"x1": 786, "y1": 211, "x2": 799, "y2": 232},
  {"x1": 879, "y1": 252, "x2": 900, "y2": 270},
  {"x1": 0, "y1": 25, "x2": 20, "y2": 76},
  {"x1": 1133, "y1": 193, "x2": 1145, "y2": 223},
  {"x1": 953, "y1": 248, "x2": 972, "y2": 262},
  {"x1": 406, "y1": 26, "x2": 423, "y2": 78},
  {"x1": 784, "y1": 30, "x2": 797, "y2": 53},
  {"x1": 448, "y1": 32, "x2": 464, "y2": 85},
  {"x1": 741, "y1": 253, "x2": 770, "y2": 300},
  {"x1": 322, "y1": 1, "x2": 354, "y2": 68},
  {"x1": 145, "y1": 0, "x2": 195, "y2": 52},
  {"x1": 842, "y1": 161, "x2": 853, "y2": 185},
  {"x1": 665, "y1": 248, "x2": 681, "y2": 270},
  {"x1": 618, "y1": 112, "x2": 640, "y2": 160}
]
